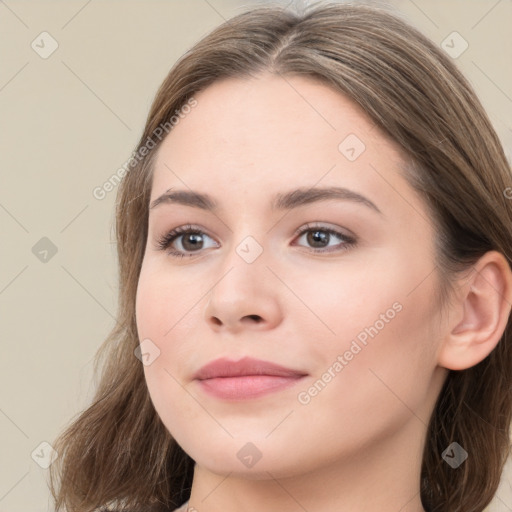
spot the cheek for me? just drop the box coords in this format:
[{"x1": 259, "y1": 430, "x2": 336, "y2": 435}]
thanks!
[
  {"x1": 298, "y1": 261, "x2": 440, "y2": 439},
  {"x1": 135, "y1": 262, "x2": 209, "y2": 430},
  {"x1": 135, "y1": 262, "x2": 201, "y2": 351},
  {"x1": 303, "y1": 243, "x2": 439, "y2": 356}
]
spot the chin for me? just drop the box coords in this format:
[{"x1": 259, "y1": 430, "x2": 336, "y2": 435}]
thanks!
[{"x1": 183, "y1": 435, "x2": 317, "y2": 481}]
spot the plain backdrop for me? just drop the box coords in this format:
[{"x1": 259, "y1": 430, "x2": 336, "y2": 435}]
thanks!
[{"x1": 1, "y1": 1, "x2": 511, "y2": 510}]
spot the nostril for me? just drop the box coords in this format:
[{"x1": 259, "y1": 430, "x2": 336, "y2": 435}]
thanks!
[{"x1": 245, "y1": 314, "x2": 262, "y2": 322}]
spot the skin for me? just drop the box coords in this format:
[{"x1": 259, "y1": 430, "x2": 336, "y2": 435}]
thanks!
[{"x1": 135, "y1": 73, "x2": 512, "y2": 512}]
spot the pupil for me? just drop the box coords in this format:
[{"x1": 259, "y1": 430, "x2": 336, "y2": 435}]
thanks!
[
  {"x1": 183, "y1": 233, "x2": 202, "y2": 251},
  {"x1": 308, "y1": 230, "x2": 328, "y2": 247}
]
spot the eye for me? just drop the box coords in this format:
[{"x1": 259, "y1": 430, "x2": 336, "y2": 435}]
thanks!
[
  {"x1": 156, "y1": 224, "x2": 218, "y2": 258},
  {"x1": 155, "y1": 222, "x2": 357, "y2": 259},
  {"x1": 292, "y1": 223, "x2": 356, "y2": 253}
]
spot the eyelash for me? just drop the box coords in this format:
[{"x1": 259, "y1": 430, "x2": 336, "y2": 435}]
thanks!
[{"x1": 155, "y1": 223, "x2": 357, "y2": 259}]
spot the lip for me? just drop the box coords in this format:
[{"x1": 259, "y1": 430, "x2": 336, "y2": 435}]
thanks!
[
  {"x1": 194, "y1": 357, "x2": 308, "y2": 400},
  {"x1": 194, "y1": 356, "x2": 307, "y2": 380}
]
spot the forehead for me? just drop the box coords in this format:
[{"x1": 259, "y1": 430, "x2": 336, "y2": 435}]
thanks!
[{"x1": 150, "y1": 73, "x2": 419, "y2": 216}]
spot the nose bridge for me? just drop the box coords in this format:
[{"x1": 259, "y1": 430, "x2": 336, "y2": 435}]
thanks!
[
  {"x1": 204, "y1": 228, "x2": 283, "y2": 332},
  {"x1": 218, "y1": 212, "x2": 269, "y2": 278}
]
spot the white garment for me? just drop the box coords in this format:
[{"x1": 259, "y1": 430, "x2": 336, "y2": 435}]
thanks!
[{"x1": 172, "y1": 501, "x2": 189, "y2": 512}]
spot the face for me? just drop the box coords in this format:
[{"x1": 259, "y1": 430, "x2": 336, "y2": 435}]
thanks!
[{"x1": 136, "y1": 73, "x2": 448, "y2": 478}]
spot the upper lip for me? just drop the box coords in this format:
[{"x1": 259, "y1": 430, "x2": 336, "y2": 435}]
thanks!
[{"x1": 194, "y1": 357, "x2": 308, "y2": 380}]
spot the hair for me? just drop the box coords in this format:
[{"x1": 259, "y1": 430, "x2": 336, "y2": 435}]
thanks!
[{"x1": 49, "y1": 2, "x2": 512, "y2": 511}]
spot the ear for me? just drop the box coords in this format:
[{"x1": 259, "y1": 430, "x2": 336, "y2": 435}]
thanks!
[{"x1": 437, "y1": 250, "x2": 512, "y2": 371}]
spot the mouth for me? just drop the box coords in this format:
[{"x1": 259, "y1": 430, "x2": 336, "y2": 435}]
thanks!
[{"x1": 194, "y1": 356, "x2": 308, "y2": 400}]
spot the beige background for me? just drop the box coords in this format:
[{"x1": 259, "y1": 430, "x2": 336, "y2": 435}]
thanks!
[{"x1": 1, "y1": 0, "x2": 511, "y2": 510}]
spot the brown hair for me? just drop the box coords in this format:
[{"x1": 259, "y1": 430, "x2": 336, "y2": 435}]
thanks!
[{"x1": 49, "y1": 2, "x2": 512, "y2": 511}]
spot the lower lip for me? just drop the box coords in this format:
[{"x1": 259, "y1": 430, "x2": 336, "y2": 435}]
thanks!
[{"x1": 196, "y1": 375, "x2": 306, "y2": 400}]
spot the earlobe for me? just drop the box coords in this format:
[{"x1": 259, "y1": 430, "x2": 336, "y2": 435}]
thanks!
[{"x1": 437, "y1": 250, "x2": 512, "y2": 371}]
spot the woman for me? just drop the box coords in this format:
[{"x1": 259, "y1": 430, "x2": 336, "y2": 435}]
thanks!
[{"x1": 49, "y1": 3, "x2": 512, "y2": 512}]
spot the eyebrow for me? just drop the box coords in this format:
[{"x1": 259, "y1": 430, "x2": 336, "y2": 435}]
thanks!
[{"x1": 149, "y1": 186, "x2": 383, "y2": 215}]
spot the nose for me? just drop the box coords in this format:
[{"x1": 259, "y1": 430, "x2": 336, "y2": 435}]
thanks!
[{"x1": 204, "y1": 247, "x2": 284, "y2": 334}]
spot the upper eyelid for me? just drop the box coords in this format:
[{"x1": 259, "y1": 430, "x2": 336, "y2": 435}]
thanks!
[
  {"x1": 160, "y1": 222, "x2": 351, "y2": 239},
  {"x1": 295, "y1": 222, "x2": 354, "y2": 236}
]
